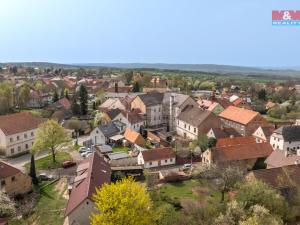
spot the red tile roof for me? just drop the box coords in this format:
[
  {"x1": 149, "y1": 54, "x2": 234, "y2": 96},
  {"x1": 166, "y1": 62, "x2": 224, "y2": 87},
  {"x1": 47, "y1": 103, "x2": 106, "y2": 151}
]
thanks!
[
  {"x1": 212, "y1": 142, "x2": 273, "y2": 162},
  {"x1": 0, "y1": 161, "x2": 22, "y2": 179},
  {"x1": 265, "y1": 150, "x2": 300, "y2": 168},
  {"x1": 219, "y1": 106, "x2": 259, "y2": 125},
  {"x1": 216, "y1": 136, "x2": 256, "y2": 147},
  {"x1": 0, "y1": 112, "x2": 44, "y2": 135},
  {"x1": 65, "y1": 152, "x2": 111, "y2": 216},
  {"x1": 141, "y1": 147, "x2": 175, "y2": 162}
]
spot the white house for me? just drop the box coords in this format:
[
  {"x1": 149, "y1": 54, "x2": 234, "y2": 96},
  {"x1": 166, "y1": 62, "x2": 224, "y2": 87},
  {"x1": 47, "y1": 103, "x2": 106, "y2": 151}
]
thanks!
[
  {"x1": 137, "y1": 147, "x2": 176, "y2": 168},
  {"x1": 112, "y1": 111, "x2": 146, "y2": 132},
  {"x1": 270, "y1": 125, "x2": 300, "y2": 153},
  {"x1": 90, "y1": 121, "x2": 124, "y2": 145},
  {"x1": 252, "y1": 126, "x2": 275, "y2": 143},
  {"x1": 0, "y1": 112, "x2": 44, "y2": 157}
]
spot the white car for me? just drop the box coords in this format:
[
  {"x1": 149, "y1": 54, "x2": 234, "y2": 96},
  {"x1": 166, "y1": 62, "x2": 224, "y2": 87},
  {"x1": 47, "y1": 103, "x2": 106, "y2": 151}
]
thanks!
[
  {"x1": 79, "y1": 147, "x2": 90, "y2": 153},
  {"x1": 183, "y1": 163, "x2": 192, "y2": 170},
  {"x1": 81, "y1": 150, "x2": 93, "y2": 158}
]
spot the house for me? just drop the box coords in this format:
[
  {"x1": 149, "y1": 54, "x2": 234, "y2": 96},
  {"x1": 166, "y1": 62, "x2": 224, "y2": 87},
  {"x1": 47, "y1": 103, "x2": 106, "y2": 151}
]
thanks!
[
  {"x1": 176, "y1": 105, "x2": 221, "y2": 140},
  {"x1": 219, "y1": 106, "x2": 267, "y2": 136},
  {"x1": 197, "y1": 99, "x2": 224, "y2": 115},
  {"x1": 64, "y1": 153, "x2": 111, "y2": 225},
  {"x1": 123, "y1": 128, "x2": 146, "y2": 147},
  {"x1": 246, "y1": 165, "x2": 300, "y2": 199},
  {"x1": 46, "y1": 98, "x2": 71, "y2": 111},
  {"x1": 269, "y1": 125, "x2": 300, "y2": 152},
  {"x1": 90, "y1": 121, "x2": 125, "y2": 145},
  {"x1": 131, "y1": 92, "x2": 164, "y2": 127},
  {"x1": 207, "y1": 127, "x2": 241, "y2": 139},
  {"x1": 252, "y1": 126, "x2": 275, "y2": 143},
  {"x1": 130, "y1": 92, "x2": 197, "y2": 130},
  {"x1": 99, "y1": 97, "x2": 133, "y2": 111},
  {"x1": 0, "y1": 161, "x2": 32, "y2": 196},
  {"x1": 202, "y1": 142, "x2": 273, "y2": 170},
  {"x1": 265, "y1": 149, "x2": 300, "y2": 168},
  {"x1": 112, "y1": 110, "x2": 146, "y2": 132},
  {"x1": 138, "y1": 147, "x2": 176, "y2": 168},
  {"x1": 216, "y1": 136, "x2": 256, "y2": 148},
  {"x1": 0, "y1": 112, "x2": 44, "y2": 157},
  {"x1": 232, "y1": 98, "x2": 251, "y2": 109}
]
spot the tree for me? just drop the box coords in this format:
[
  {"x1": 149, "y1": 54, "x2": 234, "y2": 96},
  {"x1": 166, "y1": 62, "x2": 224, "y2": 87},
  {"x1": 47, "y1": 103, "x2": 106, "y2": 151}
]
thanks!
[
  {"x1": 32, "y1": 120, "x2": 70, "y2": 163},
  {"x1": 236, "y1": 180, "x2": 288, "y2": 220},
  {"x1": 215, "y1": 201, "x2": 246, "y2": 225},
  {"x1": 144, "y1": 169, "x2": 158, "y2": 190},
  {"x1": 257, "y1": 89, "x2": 267, "y2": 101},
  {"x1": 0, "y1": 191, "x2": 16, "y2": 218},
  {"x1": 16, "y1": 82, "x2": 30, "y2": 109},
  {"x1": 78, "y1": 84, "x2": 88, "y2": 115},
  {"x1": 91, "y1": 177, "x2": 154, "y2": 225},
  {"x1": 52, "y1": 90, "x2": 59, "y2": 102},
  {"x1": 60, "y1": 88, "x2": 65, "y2": 99},
  {"x1": 196, "y1": 164, "x2": 243, "y2": 202},
  {"x1": 207, "y1": 137, "x2": 217, "y2": 148},
  {"x1": 71, "y1": 98, "x2": 81, "y2": 115},
  {"x1": 132, "y1": 82, "x2": 140, "y2": 92},
  {"x1": 29, "y1": 154, "x2": 38, "y2": 185},
  {"x1": 96, "y1": 89, "x2": 105, "y2": 106},
  {"x1": 0, "y1": 82, "x2": 13, "y2": 114},
  {"x1": 240, "y1": 205, "x2": 283, "y2": 225},
  {"x1": 124, "y1": 71, "x2": 134, "y2": 84}
]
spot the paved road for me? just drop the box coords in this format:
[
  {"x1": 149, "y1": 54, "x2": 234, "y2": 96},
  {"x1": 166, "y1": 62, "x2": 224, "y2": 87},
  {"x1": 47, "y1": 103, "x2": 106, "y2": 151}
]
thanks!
[{"x1": 3, "y1": 151, "x2": 51, "y2": 171}]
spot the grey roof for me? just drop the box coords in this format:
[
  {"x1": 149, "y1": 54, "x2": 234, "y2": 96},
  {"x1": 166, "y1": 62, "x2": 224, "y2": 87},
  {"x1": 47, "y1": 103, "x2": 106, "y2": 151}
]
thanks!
[
  {"x1": 139, "y1": 92, "x2": 164, "y2": 106},
  {"x1": 98, "y1": 122, "x2": 120, "y2": 137},
  {"x1": 274, "y1": 125, "x2": 300, "y2": 142},
  {"x1": 107, "y1": 152, "x2": 129, "y2": 160},
  {"x1": 177, "y1": 106, "x2": 212, "y2": 127},
  {"x1": 162, "y1": 93, "x2": 190, "y2": 107},
  {"x1": 210, "y1": 127, "x2": 241, "y2": 139},
  {"x1": 265, "y1": 149, "x2": 300, "y2": 168},
  {"x1": 106, "y1": 108, "x2": 122, "y2": 120}
]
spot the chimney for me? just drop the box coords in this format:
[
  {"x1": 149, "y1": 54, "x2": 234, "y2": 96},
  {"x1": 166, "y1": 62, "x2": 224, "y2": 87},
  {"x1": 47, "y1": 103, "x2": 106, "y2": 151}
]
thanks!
[{"x1": 115, "y1": 82, "x2": 118, "y2": 93}]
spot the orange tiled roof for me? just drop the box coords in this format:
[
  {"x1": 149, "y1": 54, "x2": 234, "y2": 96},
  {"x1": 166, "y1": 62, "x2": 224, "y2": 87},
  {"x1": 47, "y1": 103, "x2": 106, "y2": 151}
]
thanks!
[
  {"x1": 212, "y1": 142, "x2": 273, "y2": 162},
  {"x1": 0, "y1": 112, "x2": 44, "y2": 135},
  {"x1": 219, "y1": 106, "x2": 259, "y2": 125},
  {"x1": 216, "y1": 136, "x2": 256, "y2": 147},
  {"x1": 124, "y1": 128, "x2": 145, "y2": 147}
]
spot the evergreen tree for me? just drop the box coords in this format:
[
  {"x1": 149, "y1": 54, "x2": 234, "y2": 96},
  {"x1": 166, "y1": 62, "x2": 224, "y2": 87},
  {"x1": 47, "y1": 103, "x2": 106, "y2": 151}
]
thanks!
[
  {"x1": 78, "y1": 84, "x2": 88, "y2": 115},
  {"x1": 53, "y1": 90, "x2": 59, "y2": 102},
  {"x1": 71, "y1": 98, "x2": 81, "y2": 115},
  {"x1": 29, "y1": 154, "x2": 38, "y2": 185},
  {"x1": 132, "y1": 81, "x2": 140, "y2": 92}
]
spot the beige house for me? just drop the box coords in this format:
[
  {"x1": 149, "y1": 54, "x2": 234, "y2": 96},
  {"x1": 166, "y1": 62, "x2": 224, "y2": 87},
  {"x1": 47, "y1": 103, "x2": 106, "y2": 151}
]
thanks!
[
  {"x1": 0, "y1": 161, "x2": 32, "y2": 196},
  {"x1": 0, "y1": 112, "x2": 44, "y2": 157},
  {"x1": 137, "y1": 147, "x2": 176, "y2": 168}
]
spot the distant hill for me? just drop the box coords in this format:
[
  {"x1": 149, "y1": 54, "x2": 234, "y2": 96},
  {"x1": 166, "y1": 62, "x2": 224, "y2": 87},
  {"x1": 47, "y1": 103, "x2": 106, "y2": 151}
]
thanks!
[
  {"x1": 1, "y1": 62, "x2": 300, "y2": 78},
  {"x1": 75, "y1": 63, "x2": 300, "y2": 77}
]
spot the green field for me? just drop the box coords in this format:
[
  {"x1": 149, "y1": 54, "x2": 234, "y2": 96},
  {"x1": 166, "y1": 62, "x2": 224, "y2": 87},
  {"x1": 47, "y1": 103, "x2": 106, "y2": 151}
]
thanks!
[
  {"x1": 25, "y1": 151, "x2": 72, "y2": 170},
  {"x1": 112, "y1": 146, "x2": 130, "y2": 153}
]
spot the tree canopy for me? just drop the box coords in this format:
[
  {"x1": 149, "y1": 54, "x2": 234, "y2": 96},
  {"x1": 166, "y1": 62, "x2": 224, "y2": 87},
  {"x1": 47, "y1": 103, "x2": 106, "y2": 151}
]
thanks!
[{"x1": 91, "y1": 177, "x2": 154, "y2": 225}]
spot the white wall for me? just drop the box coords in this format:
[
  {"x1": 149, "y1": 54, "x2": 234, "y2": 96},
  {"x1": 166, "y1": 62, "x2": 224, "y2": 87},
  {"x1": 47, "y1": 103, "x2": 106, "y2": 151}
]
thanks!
[
  {"x1": 270, "y1": 133, "x2": 300, "y2": 152},
  {"x1": 90, "y1": 127, "x2": 105, "y2": 145},
  {"x1": 176, "y1": 119, "x2": 198, "y2": 140}
]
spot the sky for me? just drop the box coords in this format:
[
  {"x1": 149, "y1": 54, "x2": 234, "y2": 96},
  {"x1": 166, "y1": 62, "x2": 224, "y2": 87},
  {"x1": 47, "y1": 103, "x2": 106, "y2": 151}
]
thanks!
[{"x1": 0, "y1": 0, "x2": 300, "y2": 67}]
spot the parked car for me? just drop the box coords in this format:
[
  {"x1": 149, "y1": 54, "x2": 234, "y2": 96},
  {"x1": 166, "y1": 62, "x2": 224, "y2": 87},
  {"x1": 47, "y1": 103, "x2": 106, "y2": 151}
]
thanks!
[
  {"x1": 81, "y1": 150, "x2": 93, "y2": 158},
  {"x1": 85, "y1": 152, "x2": 93, "y2": 158},
  {"x1": 62, "y1": 160, "x2": 77, "y2": 168},
  {"x1": 79, "y1": 147, "x2": 90, "y2": 153},
  {"x1": 39, "y1": 173, "x2": 54, "y2": 181},
  {"x1": 182, "y1": 163, "x2": 192, "y2": 170}
]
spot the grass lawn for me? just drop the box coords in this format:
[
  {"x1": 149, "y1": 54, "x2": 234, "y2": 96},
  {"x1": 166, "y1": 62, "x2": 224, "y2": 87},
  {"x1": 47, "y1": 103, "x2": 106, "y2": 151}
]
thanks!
[
  {"x1": 20, "y1": 109, "x2": 43, "y2": 117},
  {"x1": 10, "y1": 179, "x2": 68, "y2": 225},
  {"x1": 25, "y1": 151, "x2": 72, "y2": 170},
  {"x1": 158, "y1": 179, "x2": 223, "y2": 204},
  {"x1": 112, "y1": 146, "x2": 130, "y2": 153},
  {"x1": 265, "y1": 115, "x2": 289, "y2": 123}
]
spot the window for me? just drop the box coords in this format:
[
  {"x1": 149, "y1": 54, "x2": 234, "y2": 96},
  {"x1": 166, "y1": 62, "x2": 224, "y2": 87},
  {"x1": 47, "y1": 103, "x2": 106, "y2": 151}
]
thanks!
[
  {"x1": 1, "y1": 180, "x2": 5, "y2": 186},
  {"x1": 11, "y1": 148, "x2": 14, "y2": 154},
  {"x1": 170, "y1": 158, "x2": 173, "y2": 162},
  {"x1": 17, "y1": 146, "x2": 21, "y2": 152},
  {"x1": 11, "y1": 176, "x2": 15, "y2": 182},
  {"x1": 31, "y1": 132, "x2": 34, "y2": 137},
  {"x1": 10, "y1": 137, "x2": 13, "y2": 142},
  {"x1": 287, "y1": 147, "x2": 290, "y2": 150},
  {"x1": 165, "y1": 159, "x2": 167, "y2": 163},
  {"x1": 184, "y1": 124, "x2": 186, "y2": 129},
  {"x1": 25, "y1": 144, "x2": 28, "y2": 149},
  {"x1": 24, "y1": 133, "x2": 27, "y2": 138},
  {"x1": 194, "y1": 128, "x2": 196, "y2": 133},
  {"x1": 149, "y1": 162, "x2": 152, "y2": 165},
  {"x1": 17, "y1": 136, "x2": 20, "y2": 140},
  {"x1": 188, "y1": 125, "x2": 190, "y2": 130}
]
